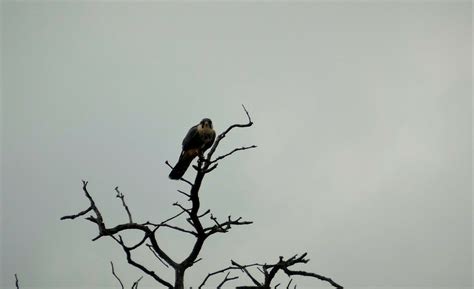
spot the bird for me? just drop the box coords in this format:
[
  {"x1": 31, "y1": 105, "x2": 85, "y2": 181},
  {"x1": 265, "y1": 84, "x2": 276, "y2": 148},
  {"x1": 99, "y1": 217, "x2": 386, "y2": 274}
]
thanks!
[{"x1": 169, "y1": 118, "x2": 216, "y2": 180}]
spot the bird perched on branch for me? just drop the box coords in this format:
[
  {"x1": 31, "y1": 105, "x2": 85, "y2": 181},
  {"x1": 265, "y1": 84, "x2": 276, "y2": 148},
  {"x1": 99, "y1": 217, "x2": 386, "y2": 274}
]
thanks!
[{"x1": 169, "y1": 118, "x2": 216, "y2": 180}]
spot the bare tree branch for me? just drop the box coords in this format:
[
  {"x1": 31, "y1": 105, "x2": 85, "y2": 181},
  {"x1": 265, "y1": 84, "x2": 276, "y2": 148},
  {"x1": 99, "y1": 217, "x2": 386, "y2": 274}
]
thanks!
[
  {"x1": 210, "y1": 145, "x2": 257, "y2": 164},
  {"x1": 206, "y1": 104, "x2": 254, "y2": 162},
  {"x1": 208, "y1": 254, "x2": 343, "y2": 289},
  {"x1": 232, "y1": 260, "x2": 263, "y2": 287},
  {"x1": 15, "y1": 274, "x2": 19, "y2": 289},
  {"x1": 205, "y1": 215, "x2": 253, "y2": 236},
  {"x1": 111, "y1": 260, "x2": 144, "y2": 289},
  {"x1": 172, "y1": 202, "x2": 191, "y2": 215},
  {"x1": 131, "y1": 276, "x2": 143, "y2": 289},
  {"x1": 177, "y1": 189, "x2": 191, "y2": 199},
  {"x1": 199, "y1": 263, "x2": 262, "y2": 289},
  {"x1": 286, "y1": 279, "x2": 293, "y2": 289},
  {"x1": 217, "y1": 272, "x2": 239, "y2": 288},
  {"x1": 115, "y1": 187, "x2": 133, "y2": 223},
  {"x1": 61, "y1": 181, "x2": 177, "y2": 288},
  {"x1": 199, "y1": 266, "x2": 233, "y2": 289},
  {"x1": 162, "y1": 223, "x2": 197, "y2": 236},
  {"x1": 114, "y1": 236, "x2": 174, "y2": 289},
  {"x1": 146, "y1": 244, "x2": 169, "y2": 268},
  {"x1": 197, "y1": 209, "x2": 211, "y2": 218},
  {"x1": 60, "y1": 206, "x2": 92, "y2": 220},
  {"x1": 110, "y1": 261, "x2": 125, "y2": 289},
  {"x1": 281, "y1": 267, "x2": 343, "y2": 289}
]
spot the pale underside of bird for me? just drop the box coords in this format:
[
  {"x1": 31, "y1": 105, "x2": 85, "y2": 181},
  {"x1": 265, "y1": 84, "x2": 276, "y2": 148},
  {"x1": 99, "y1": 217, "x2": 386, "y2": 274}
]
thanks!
[{"x1": 169, "y1": 118, "x2": 216, "y2": 180}]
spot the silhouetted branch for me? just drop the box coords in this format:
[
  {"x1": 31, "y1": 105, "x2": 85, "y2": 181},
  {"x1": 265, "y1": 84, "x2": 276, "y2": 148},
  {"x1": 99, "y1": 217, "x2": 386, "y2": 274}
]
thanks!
[
  {"x1": 111, "y1": 260, "x2": 144, "y2": 289},
  {"x1": 60, "y1": 206, "x2": 92, "y2": 220},
  {"x1": 282, "y1": 267, "x2": 342, "y2": 289},
  {"x1": 115, "y1": 187, "x2": 133, "y2": 223},
  {"x1": 199, "y1": 263, "x2": 261, "y2": 289},
  {"x1": 15, "y1": 274, "x2": 19, "y2": 289},
  {"x1": 206, "y1": 105, "x2": 254, "y2": 162},
  {"x1": 208, "y1": 254, "x2": 343, "y2": 289},
  {"x1": 210, "y1": 145, "x2": 258, "y2": 164},
  {"x1": 131, "y1": 276, "x2": 143, "y2": 289},
  {"x1": 205, "y1": 215, "x2": 253, "y2": 236},
  {"x1": 161, "y1": 223, "x2": 197, "y2": 236},
  {"x1": 231, "y1": 260, "x2": 263, "y2": 287},
  {"x1": 114, "y1": 235, "x2": 173, "y2": 288},
  {"x1": 173, "y1": 202, "x2": 191, "y2": 215},
  {"x1": 110, "y1": 261, "x2": 125, "y2": 289},
  {"x1": 61, "y1": 181, "x2": 176, "y2": 288},
  {"x1": 146, "y1": 244, "x2": 169, "y2": 268},
  {"x1": 217, "y1": 272, "x2": 239, "y2": 288},
  {"x1": 177, "y1": 189, "x2": 191, "y2": 199},
  {"x1": 197, "y1": 209, "x2": 211, "y2": 218}
]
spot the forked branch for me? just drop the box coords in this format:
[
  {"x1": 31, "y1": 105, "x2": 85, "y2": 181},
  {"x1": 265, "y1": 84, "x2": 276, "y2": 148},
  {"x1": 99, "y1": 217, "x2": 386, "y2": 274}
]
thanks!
[
  {"x1": 206, "y1": 104, "x2": 256, "y2": 163},
  {"x1": 200, "y1": 254, "x2": 343, "y2": 289},
  {"x1": 61, "y1": 181, "x2": 175, "y2": 289},
  {"x1": 115, "y1": 187, "x2": 133, "y2": 223},
  {"x1": 110, "y1": 261, "x2": 143, "y2": 289}
]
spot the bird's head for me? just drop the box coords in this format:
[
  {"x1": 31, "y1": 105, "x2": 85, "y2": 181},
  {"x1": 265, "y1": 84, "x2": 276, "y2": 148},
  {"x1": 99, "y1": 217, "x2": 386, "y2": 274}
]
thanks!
[{"x1": 200, "y1": 118, "x2": 213, "y2": 129}]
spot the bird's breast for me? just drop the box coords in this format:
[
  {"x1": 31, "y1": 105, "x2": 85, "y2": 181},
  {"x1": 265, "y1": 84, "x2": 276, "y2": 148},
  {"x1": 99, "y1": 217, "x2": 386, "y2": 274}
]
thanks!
[{"x1": 198, "y1": 126, "x2": 214, "y2": 139}]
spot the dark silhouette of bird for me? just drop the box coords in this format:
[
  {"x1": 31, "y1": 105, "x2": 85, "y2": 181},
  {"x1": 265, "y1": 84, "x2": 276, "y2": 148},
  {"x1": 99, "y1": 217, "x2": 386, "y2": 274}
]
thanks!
[{"x1": 169, "y1": 118, "x2": 216, "y2": 180}]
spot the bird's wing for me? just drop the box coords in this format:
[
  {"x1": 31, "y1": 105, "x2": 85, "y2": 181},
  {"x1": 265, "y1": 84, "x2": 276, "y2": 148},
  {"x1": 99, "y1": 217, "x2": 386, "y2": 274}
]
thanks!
[{"x1": 182, "y1": 125, "x2": 199, "y2": 150}]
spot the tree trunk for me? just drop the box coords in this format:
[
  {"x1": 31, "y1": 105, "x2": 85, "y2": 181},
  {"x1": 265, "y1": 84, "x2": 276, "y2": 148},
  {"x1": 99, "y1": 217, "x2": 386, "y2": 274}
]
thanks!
[{"x1": 174, "y1": 268, "x2": 185, "y2": 289}]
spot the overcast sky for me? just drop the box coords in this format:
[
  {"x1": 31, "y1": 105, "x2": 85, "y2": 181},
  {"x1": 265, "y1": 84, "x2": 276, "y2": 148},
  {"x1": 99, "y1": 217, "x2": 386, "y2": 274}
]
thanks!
[{"x1": 1, "y1": 2, "x2": 472, "y2": 289}]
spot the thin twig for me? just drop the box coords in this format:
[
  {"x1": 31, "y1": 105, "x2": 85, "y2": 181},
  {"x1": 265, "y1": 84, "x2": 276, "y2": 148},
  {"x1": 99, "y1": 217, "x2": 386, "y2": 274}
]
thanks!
[
  {"x1": 110, "y1": 261, "x2": 125, "y2": 289},
  {"x1": 197, "y1": 209, "x2": 211, "y2": 218},
  {"x1": 205, "y1": 215, "x2": 253, "y2": 236},
  {"x1": 282, "y1": 268, "x2": 343, "y2": 289},
  {"x1": 231, "y1": 260, "x2": 262, "y2": 287},
  {"x1": 132, "y1": 276, "x2": 143, "y2": 289},
  {"x1": 206, "y1": 104, "x2": 254, "y2": 162},
  {"x1": 60, "y1": 206, "x2": 92, "y2": 220},
  {"x1": 198, "y1": 263, "x2": 261, "y2": 289},
  {"x1": 146, "y1": 244, "x2": 169, "y2": 268},
  {"x1": 115, "y1": 187, "x2": 133, "y2": 223},
  {"x1": 210, "y1": 145, "x2": 257, "y2": 164},
  {"x1": 177, "y1": 189, "x2": 191, "y2": 199},
  {"x1": 114, "y1": 236, "x2": 174, "y2": 288},
  {"x1": 15, "y1": 274, "x2": 19, "y2": 289},
  {"x1": 160, "y1": 223, "x2": 197, "y2": 236},
  {"x1": 217, "y1": 272, "x2": 239, "y2": 289},
  {"x1": 173, "y1": 202, "x2": 191, "y2": 215}
]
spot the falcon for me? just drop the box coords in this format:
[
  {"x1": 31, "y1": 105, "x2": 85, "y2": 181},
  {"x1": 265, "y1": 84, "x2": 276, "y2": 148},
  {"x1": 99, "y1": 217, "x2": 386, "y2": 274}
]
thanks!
[{"x1": 169, "y1": 118, "x2": 216, "y2": 180}]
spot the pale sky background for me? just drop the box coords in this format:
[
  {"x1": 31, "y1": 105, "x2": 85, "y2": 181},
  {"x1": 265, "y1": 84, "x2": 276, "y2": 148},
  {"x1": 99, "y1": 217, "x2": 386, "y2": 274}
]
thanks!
[{"x1": 1, "y1": 1, "x2": 472, "y2": 289}]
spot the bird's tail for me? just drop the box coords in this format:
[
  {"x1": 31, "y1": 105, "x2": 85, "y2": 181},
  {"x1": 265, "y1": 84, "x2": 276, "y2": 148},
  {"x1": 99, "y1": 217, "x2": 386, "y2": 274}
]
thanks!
[{"x1": 169, "y1": 150, "x2": 197, "y2": 180}]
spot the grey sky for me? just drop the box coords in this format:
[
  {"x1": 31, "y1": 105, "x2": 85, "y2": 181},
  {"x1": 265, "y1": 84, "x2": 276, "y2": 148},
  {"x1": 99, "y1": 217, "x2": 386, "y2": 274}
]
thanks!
[{"x1": 1, "y1": 1, "x2": 472, "y2": 289}]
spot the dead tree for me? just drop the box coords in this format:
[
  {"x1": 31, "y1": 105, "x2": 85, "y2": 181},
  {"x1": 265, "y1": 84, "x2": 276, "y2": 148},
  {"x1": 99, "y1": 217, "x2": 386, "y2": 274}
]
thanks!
[
  {"x1": 60, "y1": 105, "x2": 343, "y2": 289},
  {"x1": 61, "y1": 106, "x2": 256, "y2": 289}
]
